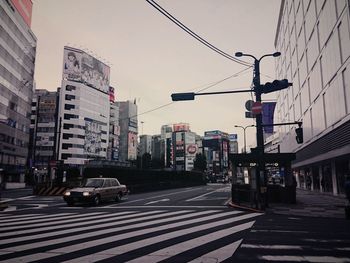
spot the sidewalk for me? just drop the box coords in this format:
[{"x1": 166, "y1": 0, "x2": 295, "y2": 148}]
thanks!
[{"x1": 267, "y1": 188, "x2": 347, "y2": 219}]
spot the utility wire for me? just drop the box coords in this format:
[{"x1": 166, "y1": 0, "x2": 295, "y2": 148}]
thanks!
[
  {"x1": 146, "y1": 0, "x2": 252, "y2": 67},
  {"x1": 120, "y1": 67, "x2": 252, "y2": 121}
]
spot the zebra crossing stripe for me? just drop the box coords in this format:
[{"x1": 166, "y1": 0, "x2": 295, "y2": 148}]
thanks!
[
  {"x1": 66, "y1": 212, "x2": 259, "y2": 263},
  {"x1": 1, "y1": 210, "x2": 241, "y2": 262},
  {"x1": 0, "y1": 212, "x2": 106, "y2": 229},
  {"x1": 0, "y1": 214, "x2": 44, "y2": 221},
  {"x1": 127, "y1": 222, "x2": 254, "y2": 263},
  {"x1": 0, "y1": 212, "x2": 78, "y2": 225},
  {"x1": 0, "y1": 210, "x2": 194, "y2": 254},
  {"x1": 0, "y1": 210, "x2": 156, "y2": 241},
  {"x1": 187, "y1": 239, "x2": 243, "y2": 263}
]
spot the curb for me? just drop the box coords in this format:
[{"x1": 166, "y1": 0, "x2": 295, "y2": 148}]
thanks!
[{"x1": 227, "y1": 199, "x2": 264, "y2": 213}]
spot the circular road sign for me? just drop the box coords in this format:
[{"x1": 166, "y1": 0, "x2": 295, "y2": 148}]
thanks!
[
  {"x1": 245, "y1": 100, "x2": 255, "y2": 111},
  {"x1": 252, "y1": 101, "x2": 263, "y2": 114}
]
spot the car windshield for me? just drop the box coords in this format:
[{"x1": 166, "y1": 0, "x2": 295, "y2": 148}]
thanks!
[{"x1": 84, "y1": 179, "x2": 104, "y2": 188}]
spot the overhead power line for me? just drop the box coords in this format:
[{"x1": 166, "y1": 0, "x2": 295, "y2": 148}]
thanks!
[
  {"x1": 121, "y1": 67, "x2": 252, "y2": 121},
  {"x1": 146, "y1": 0, "x2": 252, "y2": 67}
]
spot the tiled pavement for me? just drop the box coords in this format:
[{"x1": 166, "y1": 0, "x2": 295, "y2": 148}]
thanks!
[{"x1": 267, "y1": 188, "x2": 348, "y2": 219}]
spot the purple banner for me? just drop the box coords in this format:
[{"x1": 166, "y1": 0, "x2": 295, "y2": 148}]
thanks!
[{"x1": 262, "y1": 102, "x2": 276, "y2": 134}]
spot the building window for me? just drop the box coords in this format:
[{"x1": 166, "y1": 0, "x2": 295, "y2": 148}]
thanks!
[
  {"x1": 64, "y1": 104, "x2": 75, "y2": 110},
  {"x1": 65, "y1": 94, "x2": 75, "y2": 100},
  {"x1": 66, "y1": 85, "x2": 76, "y2": 91}
]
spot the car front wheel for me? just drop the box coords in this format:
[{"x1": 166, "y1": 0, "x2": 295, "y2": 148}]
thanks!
[
  {"x1": 93, "y1": 195, "x2": 100, "y2": 206},
  {"x1": 115, "y1": 192, "x2": 122, "y2": 202}
]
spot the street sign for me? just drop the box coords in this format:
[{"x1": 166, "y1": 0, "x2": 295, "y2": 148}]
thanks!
[
  {"x1": 245, "y1": 100, "x2": 254, "y2": 111},
  {"x1": 245, "y1": 111, "x2": 255, "y2": 118},
  {"x1": 252, "y1": 102, "x2": 262, "y2": 114}
]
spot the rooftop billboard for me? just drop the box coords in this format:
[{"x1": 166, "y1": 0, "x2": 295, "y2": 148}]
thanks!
[{"x1": 63, "y1": 46, "x2": 110, "y2": 93}]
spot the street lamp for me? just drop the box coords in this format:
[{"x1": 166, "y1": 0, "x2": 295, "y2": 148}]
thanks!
[
  {"x1": 235, "y1": 51, "x2": 281, "y2": 210},
  {"x1": 234, "y1": 124, "x2": 255, "y2": 153}
]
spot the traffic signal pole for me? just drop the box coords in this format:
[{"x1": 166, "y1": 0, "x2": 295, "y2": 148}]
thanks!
[{"x1": 253, "y1": 59, "x2": 265, "y2": 210}]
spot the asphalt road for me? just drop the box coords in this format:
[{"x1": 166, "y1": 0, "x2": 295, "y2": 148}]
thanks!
[{"x1": 1, "y1": 184, "x2": 349, "y2": 262}]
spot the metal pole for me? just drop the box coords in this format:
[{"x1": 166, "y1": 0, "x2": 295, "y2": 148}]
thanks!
[
  {"x1": 253, "y1": 59, "x2": 264, "y2": 210},
  {"x1": 243, "y1": 127, "x2": 247, "y2": 153}
]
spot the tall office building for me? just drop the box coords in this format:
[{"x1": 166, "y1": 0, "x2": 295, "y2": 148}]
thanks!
[
  {"x1": 108, "y1": 87, "x2": 120, "y2": 161},
  {"x1": 274, "y1": 0, "x2": 350, "y2": 195},
  {"x1": 29, "y1": 89, "x2": 59, "y2": 182},
  {"x1": 117, "y1": 100, "x2": 138, "y2": 162},
  {"x1": 139, "y1": 135, "x2": 152, "y2": 157},
  {"x1": 58, "y1": 46, "x2": 110, "y2": 165},
  {"x1": 0, "y1": 0, "x2": 36, "y2": 187},
  {"x1": 161, "y1": 124, "x2": 173, "y2": 168}
]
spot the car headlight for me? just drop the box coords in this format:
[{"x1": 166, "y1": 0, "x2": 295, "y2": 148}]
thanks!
[
  {"x1": 83, "y1": 191, "x2": 91, "y2": 196},
  {"x1": 64, "y1": 191, "x2": 71, "y2": 196}
]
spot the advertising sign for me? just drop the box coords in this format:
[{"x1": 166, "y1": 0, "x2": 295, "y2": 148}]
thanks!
[
  {"x1": 63, "y1": 47, "x2": 110, "y2": 93},
  {"x1": 173, "y1": 123, "x2": 189, "y2": 132},
  {"x1": 63, "y1": 47, "x2": 82, "y2": 82},
  {"x1": 229, "y1": 134, "x2": 238, "y2": 141},
  {"x1": 109, "y1": 86, "x2": 115, "y2": 103},
  {"x1": 81, "y1": 53, "x2": 110, "y2": 93},
  {"x1": 127, "y1": 132, "x2": 137, "y2": 160},
  {"x1": 84, "y1": 119, "x2": 102, "y2": 155},
  {"x1": 262, "y1": 102, "x2": 276, "y2": 133},
  {"x1": 186, "y1": 144, "x2": 197, "y2": 155},
  {"x1": 11, "y1": 0, "x2": 33, "y2": 27}
]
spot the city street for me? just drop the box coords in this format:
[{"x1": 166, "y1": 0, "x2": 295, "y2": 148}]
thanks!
[
  {"x1": 0, "y1": 184, "x2": 262, "y2": 262},
  {"x1": 1, "y1": 185, "x2": 350, "y2": 262}
]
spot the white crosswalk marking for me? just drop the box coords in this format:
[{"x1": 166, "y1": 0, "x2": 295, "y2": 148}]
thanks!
[
  {"x1": 187, "y1": 239, "x2": 243, "y2": 263},
  {"x1": 0, "y1": 209, "x2": 260, "y2": 263}
]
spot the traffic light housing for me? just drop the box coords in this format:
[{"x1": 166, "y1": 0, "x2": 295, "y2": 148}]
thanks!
[
  {"x1": 171, "y1": 92, "x2": 195, "y2": 101},
  {"x1": 295, "y1": 127, "x2": 303, "y2": 144},
  {"x1": 262, "y1": 79, "x2": 292, "y2": 94}
]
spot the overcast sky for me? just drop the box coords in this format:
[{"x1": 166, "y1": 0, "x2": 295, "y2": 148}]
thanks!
[{"x1": 31, "y1": 0, "x2": 281, "y2": 150}]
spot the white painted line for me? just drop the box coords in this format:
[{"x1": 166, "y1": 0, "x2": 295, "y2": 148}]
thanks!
[
  {"x1": 126, "y1": 222, "x2": 254, "y2": 263},
  {"x1": 122, "y1": 188, "x2": 200, "y2": 204},
  {"x1": 145, "y1": 198, "x2": 170, "y2": 205},
  {"x1": 260, "y1": 255, "x2": 350, "y2": 262},
  {"x1": 0, "y1": 213, "x2": 73, "y2": 224},
  {"x1": 187, "y1": 239, "x2": 242, "y2": 263},
  {"x1": 83, "y1": 205, "x2": 228, "y2": 209},
  {"x1": 241, "y1": 244, "x2": 303, "y2": 250},
  {"x1": 0, "y1": 211, "x2": 140, "y2": 241},
  {"x1": 185, "y1": 187, "x2": 230, "y2": 202},
  {"x1": 62, "y1": 212, "x2": 257, "y2": 263},
  {"x1": 2, "y1": 210, "x2": 193, "y2": 255},
  {"x1": 1, "y1": 212, "x2": 104, "y2": 229}
]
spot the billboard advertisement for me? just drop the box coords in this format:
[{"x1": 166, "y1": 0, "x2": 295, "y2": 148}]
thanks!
[
  {"x1": 109, "y1": 86, "x2": 115, "y2": 103},
  {"x1": 127, "y1": 132, "x2": 137, "y2": 160},
  {"x1": 262, "y1": 102, "x2": 276, "y2": 134},
  {"x1": 173, "y1": 123, "x2": 190, "y2": 132},
  {"x1": 11, "y1": 0, "x2": 33, "y2": 27},
  {"x1": 81, "y1": 52, "x2": 110, "y2": 93},
  {"x1": 63, "y1": 47, "x2": 110, "y2": 93},
  {"x1": 63, "y1": 47, "x2": 82, "y2": 82},
  {"x1": 84, "y1": 119, "x2": 102, "y2": 155}
]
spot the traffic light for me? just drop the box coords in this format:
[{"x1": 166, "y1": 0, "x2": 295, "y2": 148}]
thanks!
[
  {"x1": 262, "y1": 79, "x2": 292, "y2": 94},
  {"x1": 295, "y1": 127, "x2": 303, "y2": 144},
  {"x1": 171, "y1": 92, "x2": 195, "y2": 101}
]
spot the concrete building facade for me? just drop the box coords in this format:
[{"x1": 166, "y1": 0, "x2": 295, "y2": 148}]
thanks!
[
  {"x1": 29, "y1": 89, "x2": 58, "y2": 183},
  {"x1": 0, "y1": 0, "x2": 36, "y2": 187},
  {"x1": 274, "y1": 0, "x2": 350, "y2": 195},
  {"x1": 117, "y1": 100, "x2": 138, "y2": 162},
  {"x1": 58, "y1": 46, "x2": 110, "y2": 166}
]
